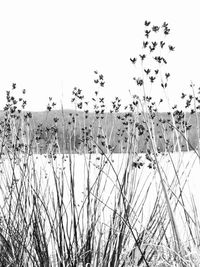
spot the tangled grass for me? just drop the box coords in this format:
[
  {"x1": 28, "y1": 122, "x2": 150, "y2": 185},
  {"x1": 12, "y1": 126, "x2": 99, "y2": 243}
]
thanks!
[{"x1": 0, "y1": 21, "x2": 200, "y2": 266}]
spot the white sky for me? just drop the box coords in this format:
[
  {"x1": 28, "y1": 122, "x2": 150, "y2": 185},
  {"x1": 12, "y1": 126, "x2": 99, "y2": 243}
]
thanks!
[{"x1": 0, "y1": 0, "x2": 200, "y2": 111}]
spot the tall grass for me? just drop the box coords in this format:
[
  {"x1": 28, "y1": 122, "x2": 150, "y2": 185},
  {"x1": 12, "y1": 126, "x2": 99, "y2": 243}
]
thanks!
[{"x1": 0, "y1": 21, "x2": 200, "y2": 267}]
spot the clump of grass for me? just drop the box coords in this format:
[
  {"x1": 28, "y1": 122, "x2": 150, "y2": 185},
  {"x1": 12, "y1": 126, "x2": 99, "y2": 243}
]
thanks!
[{"x1": 0, "y1": 21, "x2": 199, "y2": 267}]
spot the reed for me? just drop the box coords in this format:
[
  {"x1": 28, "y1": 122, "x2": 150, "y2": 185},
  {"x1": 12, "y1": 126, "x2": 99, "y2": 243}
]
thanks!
[{"x1": 0, "y1": 21, "x2": 199, "y2": 267}]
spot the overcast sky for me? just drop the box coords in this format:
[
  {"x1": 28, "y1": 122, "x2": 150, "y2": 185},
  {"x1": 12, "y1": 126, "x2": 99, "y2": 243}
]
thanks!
[{"x1": 0, "y1": 0, "x2": 199, "y2": 111}]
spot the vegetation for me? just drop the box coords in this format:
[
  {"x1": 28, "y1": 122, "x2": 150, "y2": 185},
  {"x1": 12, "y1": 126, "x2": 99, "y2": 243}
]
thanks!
[
  {"x1": 7, "y1": 109, "x2": 198, "y2": 154},
  {"x1": 0, "y1": 21, "x2": 200, "y2": 266}
]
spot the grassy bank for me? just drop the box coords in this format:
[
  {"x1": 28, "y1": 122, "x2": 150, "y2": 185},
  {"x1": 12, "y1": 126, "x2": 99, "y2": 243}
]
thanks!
[{"x1": 0, "y1": 108, "x2": 198, "y2": 155}]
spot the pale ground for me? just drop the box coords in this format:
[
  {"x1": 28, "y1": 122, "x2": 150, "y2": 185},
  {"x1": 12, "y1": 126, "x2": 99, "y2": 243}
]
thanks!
[{"x1": 0, "y1": 151, "x2": 199, "y2": 256}]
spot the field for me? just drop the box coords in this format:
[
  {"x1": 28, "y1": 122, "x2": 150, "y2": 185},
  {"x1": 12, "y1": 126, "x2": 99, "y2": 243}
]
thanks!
[{"x1": 1, "y1": 22, "x2": 200, "y2": 266}]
